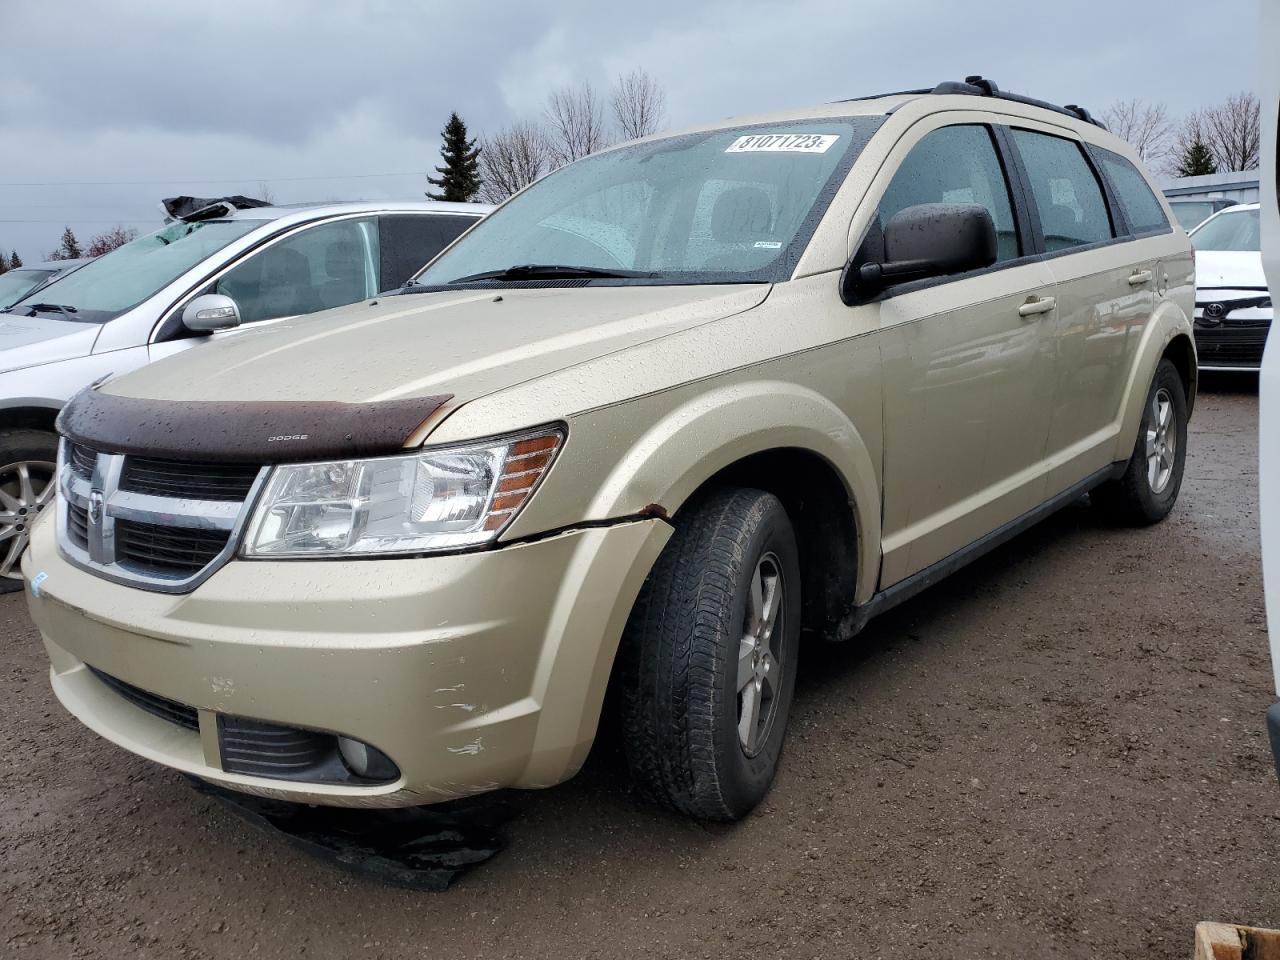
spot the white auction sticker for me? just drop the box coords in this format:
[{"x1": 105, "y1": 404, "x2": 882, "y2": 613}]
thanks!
[{"x1": 725, "y1": 133, "x2": 839, "y2": 154}]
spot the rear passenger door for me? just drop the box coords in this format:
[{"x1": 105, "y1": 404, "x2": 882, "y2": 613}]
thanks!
[
  {"x1": 379, "y1": 214, "x2": 480, "y2": 290},
  {"x1": 1007, "y1": 128, "x2": 1153, "y2": 493},
  {"x1": 874, "y1": 121, "x2": 1059, "y2": 586}
]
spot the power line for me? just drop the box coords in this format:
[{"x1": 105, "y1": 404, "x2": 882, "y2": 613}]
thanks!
[
  {"x1": 0, "y1": 171, "x2": 427, "y2": 188},
  {"x1": 0, "y1": 218, "x2": 162, "y2": 224}
]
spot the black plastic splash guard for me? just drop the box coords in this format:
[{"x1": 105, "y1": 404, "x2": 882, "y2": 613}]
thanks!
[{"x1": 189, "y1": 778, "x2": 517, "y2": 891}]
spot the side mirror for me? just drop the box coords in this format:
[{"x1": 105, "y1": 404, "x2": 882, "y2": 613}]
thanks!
[
  {"x1": 847, "y1": 202, "x2": 997, "y2": 300},
  {"x1": 182, "y1": 293, "x2": 241, "y2": 334}
]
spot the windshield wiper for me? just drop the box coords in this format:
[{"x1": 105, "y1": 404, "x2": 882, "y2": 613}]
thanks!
[
  {"x1": 23, "y1": 303, "x2": 80, "y2": 320},
  {"x1": 449, "y1": 264, "x2": 656, "y2": 283}
]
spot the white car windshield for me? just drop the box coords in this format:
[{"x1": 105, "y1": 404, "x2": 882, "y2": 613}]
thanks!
[
  {"x1": 414, "y1": 118, "x2": 882, "y2": 287},
  {"x1": 1190, "y1": 208, "x2": 1260, "y2": 252},
  {"x1": 0, "y1": 268, "x2": 56, "y2": 309},
  {"x1": 6, "y1": 219, "x2": 266, "y2": 323}
]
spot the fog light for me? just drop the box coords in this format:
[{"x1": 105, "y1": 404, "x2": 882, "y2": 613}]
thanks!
[{"x1": 337, "y1": 736, "x2": 399, "y2": 781}]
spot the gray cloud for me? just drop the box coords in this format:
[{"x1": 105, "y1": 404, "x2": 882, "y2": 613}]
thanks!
[{"x1": 0, "y1": 0, "x2": 1258, "y2": 260}]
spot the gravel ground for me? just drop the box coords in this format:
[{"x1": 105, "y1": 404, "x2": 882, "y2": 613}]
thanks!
[{"x1": 1, "y1": 378, "x2": 1274, "y2": 960}]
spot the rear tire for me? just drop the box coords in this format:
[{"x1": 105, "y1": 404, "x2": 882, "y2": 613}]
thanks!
[
  {"x1": 617, "y1": 487, "x2": 801, "y2": 821},
  {"x1": 1092, "y1": 358, "x2": 1187, "y2": 525},
  {"x1": 0, "y1": 429, "x2": 59, "y2": 595}
]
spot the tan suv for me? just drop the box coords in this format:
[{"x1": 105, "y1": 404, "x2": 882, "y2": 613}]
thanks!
[{"x1": 23, "y1": 77, "x2": 1195, "y2": 821}]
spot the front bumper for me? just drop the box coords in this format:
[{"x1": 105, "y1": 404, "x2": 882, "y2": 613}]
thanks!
[{"x1": 23, "y1": 513, "x2": 670, "y2": 807}]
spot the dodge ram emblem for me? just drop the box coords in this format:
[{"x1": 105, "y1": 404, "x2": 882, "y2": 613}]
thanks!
[{"x1": 88, "y1": 489, "x2": 104, "y2": 525}]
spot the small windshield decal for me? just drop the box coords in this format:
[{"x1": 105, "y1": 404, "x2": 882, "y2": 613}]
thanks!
[
  {"x1": 753, "y1": 241, "x2": 783, "y2": 249},
  {"x1": 725, "y1": 133, "x2": 839, "y2": 154}
]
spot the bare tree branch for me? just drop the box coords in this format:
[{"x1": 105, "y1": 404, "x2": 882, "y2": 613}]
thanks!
[
  {"x1": 545, "y1": 82, "x2": 610, "y2": 165},
  {"x1": 85, "y1": 225, "x2": 138, "y2": 258},
  {"x1": 1100, "y1": 98, "x2": 1171, "y2": 164},
  {"x1": 479, "y1": 121, "x2": 553, "y2": 203},
  {"x1": 610, "y1": 69, "x2": 667, "y2": 141},
  {"x1": 1201, "y1": 91, "x2": 1260, "y2": 171}
]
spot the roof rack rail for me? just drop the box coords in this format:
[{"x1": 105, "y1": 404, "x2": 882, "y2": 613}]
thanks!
[{"x1": 930, "y1": 76, "x2": 1108, "y2": 129}]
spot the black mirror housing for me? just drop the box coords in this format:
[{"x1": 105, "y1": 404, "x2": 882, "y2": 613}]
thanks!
[{"x1": 844, "y1": 202, "x2": 998, "y2": 302}]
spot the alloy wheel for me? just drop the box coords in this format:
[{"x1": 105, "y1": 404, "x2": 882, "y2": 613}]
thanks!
[
  {"x1": 1145, "y1": 387, "x2": 1176, "y2": 494},
  {"x1": 736, "y1": 552, "x2": 785, "y2": 756},
  {"x1": 0, "y1": 460, "x2": 57, "y2": 584}
]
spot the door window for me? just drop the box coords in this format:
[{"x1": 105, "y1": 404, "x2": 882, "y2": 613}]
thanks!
[
  {"x1": 1097, "y1": 150, "x2": 1170, "y2": 234},
  {"x1": 879, "y1": 125, "x2": 1020, "y2": 262},
  {"x1": 1011, "y1": 130, "x2": 1113, "y2": 251},
  {"x1": 215, "y1": 218, "x2": 378, "y2": 324}
]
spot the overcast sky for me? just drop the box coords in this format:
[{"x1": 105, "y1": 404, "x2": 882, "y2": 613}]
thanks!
[{"x1": 0, "y1": 0, "x2": 1259, "y2": 262}]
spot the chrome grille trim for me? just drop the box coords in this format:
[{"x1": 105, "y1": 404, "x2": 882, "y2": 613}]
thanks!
[{"x1": 56, "y1": 440, "x2": 270, "y2": 594}]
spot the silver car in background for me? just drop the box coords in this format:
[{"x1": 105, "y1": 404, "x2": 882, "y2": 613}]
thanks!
[
  {"x1": 0, "y1": 199, "x2": 490, "y2": 592},
  {"x1": 0, "y1": 258, "x2": 93, "y2": 309}
]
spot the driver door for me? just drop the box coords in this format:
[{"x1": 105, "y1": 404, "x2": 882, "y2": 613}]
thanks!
[{"x1": 873, "y1": 120, "x2": 1059, "y2": 586}]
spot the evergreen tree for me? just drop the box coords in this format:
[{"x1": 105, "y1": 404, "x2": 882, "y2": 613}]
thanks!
[
  {"x1": 1174, "y1": 136, "x2": 1218, "y2": 177},
  {"x1": 426, "y1": 113, "x2": 482, "y2": 202},
  {"x1": 0, "y1": 253, "x2": 7, "y2": 275},
  {"x1": 52, "y1": 226, "x2": 82, "y2": 260},
  {"x1": 9, "y1": 251, "x2": 22, "y2": 269}
]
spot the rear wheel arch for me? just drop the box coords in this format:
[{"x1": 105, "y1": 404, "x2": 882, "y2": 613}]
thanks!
[{"x1": 1162, "y1": 333, "x2": 1197, "y2": 417}]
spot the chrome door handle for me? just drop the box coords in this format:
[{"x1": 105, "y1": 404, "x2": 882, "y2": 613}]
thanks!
[
  {"x1": 1128, "y1": 269, "x2": 1153, "y2": 286},
  {"x1": 1018, "y1": 295, "x2": 1057, "y2": 318}
]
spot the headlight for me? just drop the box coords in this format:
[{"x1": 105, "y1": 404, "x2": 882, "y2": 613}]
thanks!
[{"x1": 241, "y1": 427, "x2": 562, "y2": 558}]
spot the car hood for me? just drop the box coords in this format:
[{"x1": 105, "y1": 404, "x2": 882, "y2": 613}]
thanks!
[
  {"x1": 103, "y1": 284, "x2": 772, "y2": 405},
  {"x1": 1195, "y1": 250, "x2": 1267, "y2": 290},
  {"x1": 0, "y1": 315, "x2": 100, "y2": 374}
]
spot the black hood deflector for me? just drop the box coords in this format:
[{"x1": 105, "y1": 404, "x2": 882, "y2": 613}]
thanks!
[{"x1": 57, "y1": 388, "x2": 453, "y2": 463}]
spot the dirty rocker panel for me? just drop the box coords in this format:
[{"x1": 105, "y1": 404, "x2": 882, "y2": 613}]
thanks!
[
  {"x1": 848, "y1": 462, "x2": 1128, "y2": 634},
  {"x1": 57, "y1": 389, "x2": 454, "y2": 463}
]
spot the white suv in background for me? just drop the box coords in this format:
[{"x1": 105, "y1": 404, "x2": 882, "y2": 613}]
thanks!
[
  {"x1": 1189, "y1": 203, "x2": 1270, "y2": 372},
  {"x1": 0, "y1": 199, "x2": 490, "y2": 592}
]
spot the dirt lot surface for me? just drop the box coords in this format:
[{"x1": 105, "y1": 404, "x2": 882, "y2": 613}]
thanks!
[{"x1": 2, "y1": 379, "x2": 1275, "y2": 960}]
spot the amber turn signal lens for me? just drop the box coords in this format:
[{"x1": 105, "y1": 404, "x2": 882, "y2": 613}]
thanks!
[{"x1": 481, "y1": 430, "x2": 563, "y2": 533}]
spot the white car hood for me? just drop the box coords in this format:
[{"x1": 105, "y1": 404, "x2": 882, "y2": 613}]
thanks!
[
  {"x1": 1195, "y1": 250, "x2": 1267, "y2": 291},
  {"x1": 0, "y1": 315, "x2": 101, "y2": 374}
]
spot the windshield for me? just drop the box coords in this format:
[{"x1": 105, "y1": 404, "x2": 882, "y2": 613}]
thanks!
[
  {"x1": 0, "y1": 269, "x2": 55, "y2": 309},
  {"x1": 7, "y1": 218, "x2": 266, "y2": 323},
  {"x1": 415, "y1": 117, "x2": 882, "y2": 287},
  {"x1": 1190, "y1": 208, "x2": 1259, "y2": 252}
]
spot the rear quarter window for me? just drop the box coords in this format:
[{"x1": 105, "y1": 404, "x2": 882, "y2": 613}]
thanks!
[{"x1": 1097, "y1": 150, "x2": 1170, "y2": 234}]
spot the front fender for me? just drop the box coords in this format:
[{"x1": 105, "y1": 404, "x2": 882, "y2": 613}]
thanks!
[
  {"x1": 583, "y1": 379, "x2": 882, "y2": 605},
  {"x1": 1112, "y1": 299, "x2": 1195, "y2": 463}
]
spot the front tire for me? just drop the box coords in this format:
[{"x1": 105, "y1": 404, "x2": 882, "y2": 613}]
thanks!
[
  {"x1": 1092, "y1": 358, "x2": 1187, "y2": 525},
  {"x1": 0, "y1": 429, "x2": 59, "y2": 595},
  {"x1": 617, "y1": 487, "x2": 801, "y2": 821}
]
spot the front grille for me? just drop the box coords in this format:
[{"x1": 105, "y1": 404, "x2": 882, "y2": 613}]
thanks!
[
  {"x1": 1194, "y1": 328, "x2": 1269, "y2": 368},
  {"x1": 88, "y1": 666, "x2": 199, "y2": 730},
  {"x1": 69, "y1": 443, "x2": 97, "y2": 479},
  {"x1": 115, "y1": 519, "x2": 230, "y2": 576},
  {"x1": 67, "y1": 502, "x2": 89, "y2": 548},
  {"x1": 218, "y1": 716, "x2": 343, "y2": 780},
  {"x1": 119, "y1": 457, "x2": 260, "y2": 502}
]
